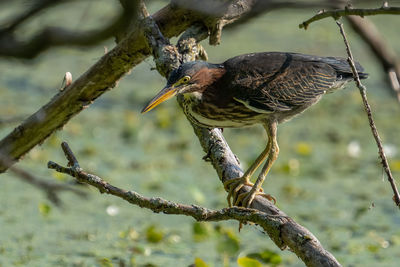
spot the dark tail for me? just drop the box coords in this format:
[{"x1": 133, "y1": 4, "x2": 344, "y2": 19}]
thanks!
[{"x1": 325, "y1": 56, "x2": 368, "y2": 80}]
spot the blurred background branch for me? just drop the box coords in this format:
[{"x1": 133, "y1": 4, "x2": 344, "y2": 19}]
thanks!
[
  {"x1": 0, "y1": 0, "x2": 70, "y2": 34},
  {"x1": 0, "y1": 0, "x2": 139, "y2": 58},
  {"x1": 346, "y1": 15, "x2": 400, "y2": 101},
  {"x1": 0, "y1": 115, "x2": 26, "y2": 127},
  {"x1": 0, "y1": 154, "x2": 87, "y2": 206}
]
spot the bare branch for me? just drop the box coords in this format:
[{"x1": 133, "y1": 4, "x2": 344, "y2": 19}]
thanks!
[
  {"x1": 172, "y1": 0, "x2": 261, "y2": 45},
  {"x1": 300, "y1": 5, "x2": 400, "y2": 29},
  {"x1": 336, "y1": 21, "x2": 400, "y2": 207},
  {"x1": 224, "y1": 0, "x2": 337, "y2": 30},
  {"x1": 48, "y1": 143, "x2": 280, "y2": 223},
  {"x1": 48, "y1": 142, "x2": 341, "y2": 267},
  {"x1": 141, "y1": 5, "x2": 180, "y2": 77},
  {"x1": 0, "y1": 154, "x2": 86, "y2": 206}
]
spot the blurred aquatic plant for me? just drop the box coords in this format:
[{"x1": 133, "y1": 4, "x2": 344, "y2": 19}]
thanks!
[
  {"x1": 216, "y1": 227, "x2": 240, "y2": 256},
  {"x1": 194, "y1": 257, "x2": 210, "y2": 267},
  {"x1": 246, "y1": 248, "x2": 282, "y2": 265},
  {"x1": 145, "y1": 225, "x2": 164, "y2": 243},
  {"x1": 237, "y1": 256, "x2": 262, "y2": 267},
  {"x1": 192, "y1": 222, "x2": 212, "y2": 242},
  {"x1": 38, "y1": 202, "x2": 51, "y2": 217},
  {"x1": 295, "y1": 142, "x2": 312, "y2": 156}
]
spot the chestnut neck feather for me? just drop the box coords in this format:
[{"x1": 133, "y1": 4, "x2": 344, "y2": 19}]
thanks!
[{"x1": 190, "y1": 66, "x2": 226, "y2": 93}]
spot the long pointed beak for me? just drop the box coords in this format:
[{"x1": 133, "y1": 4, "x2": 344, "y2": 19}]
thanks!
[{"x1": 141, "y1": 86, "x2": 177, "y2": 113}]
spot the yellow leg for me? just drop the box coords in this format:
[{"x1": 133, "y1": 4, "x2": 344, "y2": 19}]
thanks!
[
  {"x1": 223, "y1": 143, "x2": 271, "y2": 207},
  {"x1": 234, "y1": 121, "x2": 279, "y2": 208}
]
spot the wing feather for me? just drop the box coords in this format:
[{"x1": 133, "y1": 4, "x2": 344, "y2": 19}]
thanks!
[{"x1": 223, "y1": 52, "x2": 337, "y2": 113}]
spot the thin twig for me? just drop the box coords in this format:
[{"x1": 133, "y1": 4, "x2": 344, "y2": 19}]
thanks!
[
  {"x1": 48, "y1": 143, "x2": 286, "y2": 224},
  {"x1": 300, "y1": 5, "x2": 400, "y2": 29},
  {"x1": 0, "y1": 154, "x2": 87, "y2": 206},
  {"x1": 61, "y1": 141, "x2": 81, "y2": 171},
  {"x1": 336, "y1": 21, "x2": 400, "y2": 207}
]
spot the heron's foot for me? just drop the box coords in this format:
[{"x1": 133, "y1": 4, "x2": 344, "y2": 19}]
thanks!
[
  {"x1": 235, "y1": 185, "x2": 276, "y2": 208},
  {"x1": 223, "y1": 176, "x2": 254, "y2": 207}
]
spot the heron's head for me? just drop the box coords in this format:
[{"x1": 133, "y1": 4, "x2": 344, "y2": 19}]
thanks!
[{"x1": 141, "y1": 61, "x2": 224, "y2": 113}]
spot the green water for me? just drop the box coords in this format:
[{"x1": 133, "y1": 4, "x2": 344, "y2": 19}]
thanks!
[{"x1": 1, "y1": 1, "x2": 400, "y2": 266}]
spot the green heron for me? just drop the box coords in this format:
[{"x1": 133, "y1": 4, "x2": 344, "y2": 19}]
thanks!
[{"x1": 142, "y1": 52, "x2": 368, "y2": 208}]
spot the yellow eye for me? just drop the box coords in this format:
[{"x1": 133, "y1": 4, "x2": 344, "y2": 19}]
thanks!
[{"x1": 181, "y1": 76, "x2": 190, "y2": 83}]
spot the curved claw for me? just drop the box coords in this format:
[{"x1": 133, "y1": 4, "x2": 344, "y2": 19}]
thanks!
[
  {"x1": 223, "y1": 177, "x2": 253, "y2": 207},
  {"x1": 234, "y1": 189, "x2": 276, "y2": 208},
  {"x1": 264, "y1": 194, "x2": 276, "y2": 204},
  {"x1": 223, "y1": 177, "x2": 276, "y2": 208}
]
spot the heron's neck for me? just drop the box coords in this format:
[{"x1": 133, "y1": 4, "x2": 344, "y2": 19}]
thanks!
[
  {"x1": 182, "y1": 91, "x2": 202, "y2": 104},
  {"x1": 199, "y1": 64, "x2": 226, "y2": 90}
]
